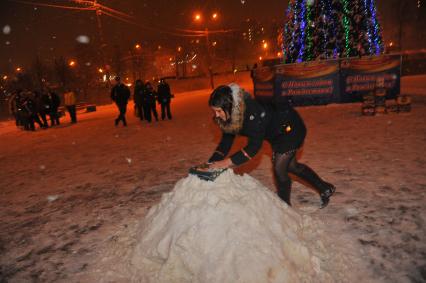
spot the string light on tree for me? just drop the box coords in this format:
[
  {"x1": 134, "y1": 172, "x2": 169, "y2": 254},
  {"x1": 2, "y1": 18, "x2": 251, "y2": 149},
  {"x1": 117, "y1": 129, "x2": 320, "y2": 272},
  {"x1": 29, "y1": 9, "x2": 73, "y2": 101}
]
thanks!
[{"x1": 283, "y1": 0, "x2": 383, "y2": 63}]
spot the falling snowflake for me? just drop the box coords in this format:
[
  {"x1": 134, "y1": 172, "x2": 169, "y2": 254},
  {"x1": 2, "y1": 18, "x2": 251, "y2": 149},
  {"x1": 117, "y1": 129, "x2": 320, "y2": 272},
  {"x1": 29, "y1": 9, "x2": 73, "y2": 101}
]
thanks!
[
  {"x1": 76, "y1": 35, "x2": 90, "y2": 44},
  {"x1": 2, "y1": 25, "x2": 11, "y2": 35},
  {"x1": 126, "y1": 157, "x2": 132, "y2": 164}
]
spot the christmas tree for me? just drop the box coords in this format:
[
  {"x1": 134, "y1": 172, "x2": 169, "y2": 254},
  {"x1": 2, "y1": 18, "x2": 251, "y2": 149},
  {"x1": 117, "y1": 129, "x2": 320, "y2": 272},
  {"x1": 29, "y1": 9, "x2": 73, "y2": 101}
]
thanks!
[
  {"x1": 342, "y1": 0, "x2": 384, "y2": 57},
  {"x1": 283, "y1": 0, "x2": 384, "y2": 63},
  {"x1": 283, "y1": 0, "x2": 315, "y2": 63},
  {"x1": 312, "y1": 0, "x2": 345, "y2": 60}
]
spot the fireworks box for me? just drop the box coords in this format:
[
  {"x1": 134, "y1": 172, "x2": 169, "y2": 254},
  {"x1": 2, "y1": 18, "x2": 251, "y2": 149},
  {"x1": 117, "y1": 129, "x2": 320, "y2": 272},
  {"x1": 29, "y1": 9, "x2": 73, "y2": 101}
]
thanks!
[
  {"x1": 397, "y1": 95, "x2": 411, "y2": 113},
  {"x1": 374, "y1": 77, "x2": 387, "y2": 115},
  {"x1": 374, "y1": 92, "x2": 387, "y2": 115},
  {"x1": 362, "y1": 92, "x2": 375, "y2": 116},
  {"x1": 386, "y1": 99, "x2": 399, "y2": 113}
]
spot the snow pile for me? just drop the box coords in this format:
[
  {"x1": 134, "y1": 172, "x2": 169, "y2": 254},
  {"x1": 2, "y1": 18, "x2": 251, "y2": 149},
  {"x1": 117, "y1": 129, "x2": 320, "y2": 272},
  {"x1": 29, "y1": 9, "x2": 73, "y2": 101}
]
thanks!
[{"x1": 127, "y1": 170, "x2": 351, "y2": 283}]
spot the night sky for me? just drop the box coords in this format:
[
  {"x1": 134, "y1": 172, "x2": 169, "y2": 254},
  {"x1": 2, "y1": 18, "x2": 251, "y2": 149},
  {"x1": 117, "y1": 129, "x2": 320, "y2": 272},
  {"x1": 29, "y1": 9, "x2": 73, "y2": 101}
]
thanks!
[
  {"x1": 0, "y1": 0, "x2": 423, "y2": 72},
  {"x1": 0, "y1": 0, "x2": 287, "y2": 70}
]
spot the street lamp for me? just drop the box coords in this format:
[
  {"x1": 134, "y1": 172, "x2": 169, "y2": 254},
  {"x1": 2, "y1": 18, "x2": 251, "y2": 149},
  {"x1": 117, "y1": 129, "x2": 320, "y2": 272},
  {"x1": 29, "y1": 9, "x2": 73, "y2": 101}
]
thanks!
[
  {"x1": 69, "y1": 60, "x2": 76, "y2": 67},
  {"x1": 175, "y1": 46, "x2": 187, "y2": 78},
  {"x1": 129, "y1": 43, "x2": 143, "y2": 80},
  {"x1": 193, "y1": 11, "x2": 219, "y2": 89}
]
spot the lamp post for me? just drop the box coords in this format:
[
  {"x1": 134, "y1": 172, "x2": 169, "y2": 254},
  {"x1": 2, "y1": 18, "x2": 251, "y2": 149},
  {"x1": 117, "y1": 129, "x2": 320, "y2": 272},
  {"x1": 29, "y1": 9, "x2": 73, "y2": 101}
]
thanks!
[
  {"x1": 134, "y1": 44, "x2": 142, "y2": 79},
  {"x1": 262, "y1": 40, "x2": 269, "y2": 59},
  {"x1": 92, "y1": 0, "x2": 111, "y2": 85},
  {"x1": 128, "y1": 43, "x2": 143, "y2": 82},
  {"x1": 194, "y1": 11, "x2": 219, "y2": 89}
]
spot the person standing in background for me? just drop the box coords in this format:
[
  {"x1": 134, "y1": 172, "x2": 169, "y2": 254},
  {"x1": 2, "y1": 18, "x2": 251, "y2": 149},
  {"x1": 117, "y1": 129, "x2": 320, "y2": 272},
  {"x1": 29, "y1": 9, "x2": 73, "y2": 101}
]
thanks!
[
  {"x1": 64, "y1": 88, "x2": 78, "y2": 123},
  {"x1": 143, "y1": 81, "x2": 158, "y2": 123},
  {"x1": 111, "y1": 76, "x2": 130, "y2": 126},
  {"x1": 47, "y1": 88, "x2": 61, "y2": 126},
  {"x1": 157, "y1": 78, "x2": 173, "y2": 120},
  {"x1": 133, "y1": 79, "x2": 145, "y2": 121}
]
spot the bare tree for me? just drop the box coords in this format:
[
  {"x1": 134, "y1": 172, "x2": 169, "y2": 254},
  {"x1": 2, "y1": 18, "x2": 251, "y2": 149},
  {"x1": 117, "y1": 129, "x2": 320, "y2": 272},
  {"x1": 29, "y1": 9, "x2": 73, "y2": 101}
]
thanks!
[
  {"x1": 32, "y1": 55, "x2": 46, "y2": 90},
  {"x1": 54, "y1": 56, "x2": 71, "y2": 88},
  {"x1": 112, "y1": 45, "x2": 123, "y2": 78}
]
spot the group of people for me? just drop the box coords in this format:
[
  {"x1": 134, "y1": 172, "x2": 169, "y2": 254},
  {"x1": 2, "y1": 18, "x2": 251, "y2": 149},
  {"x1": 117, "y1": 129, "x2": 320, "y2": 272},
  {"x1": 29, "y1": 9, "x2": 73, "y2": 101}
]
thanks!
[
  {"x1": 9, "y1": 89, "x2": 62, "y2": 131},
  {"x1": 111, "y1": 76, "x2": 173, "y2": 126},
  {"x1": 8, "y1": 88, "x2": 78, "y2": 131}
]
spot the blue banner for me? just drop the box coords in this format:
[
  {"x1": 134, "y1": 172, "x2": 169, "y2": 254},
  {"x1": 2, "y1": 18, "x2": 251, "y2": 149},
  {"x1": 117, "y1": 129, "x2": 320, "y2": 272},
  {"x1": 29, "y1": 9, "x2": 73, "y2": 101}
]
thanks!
[
  {"x1": 274, "y1": 60, "x2": 340, "y2": 106},
  {"x1": 253, "y1": 66, "x2": 274, "y2": 102},
  {"x1": 339, "y1": 55, "x2": 401, "y2": 103},
  {"x1": 252, "y1": 55, "x2": 401, "y2": 106}
]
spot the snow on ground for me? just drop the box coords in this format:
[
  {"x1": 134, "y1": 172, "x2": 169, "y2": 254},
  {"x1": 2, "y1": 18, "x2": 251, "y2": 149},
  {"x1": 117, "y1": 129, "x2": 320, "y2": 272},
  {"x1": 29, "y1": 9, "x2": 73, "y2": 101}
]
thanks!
[{"x1": 0, "y1": 77, "x2": 425, "y2": 282}]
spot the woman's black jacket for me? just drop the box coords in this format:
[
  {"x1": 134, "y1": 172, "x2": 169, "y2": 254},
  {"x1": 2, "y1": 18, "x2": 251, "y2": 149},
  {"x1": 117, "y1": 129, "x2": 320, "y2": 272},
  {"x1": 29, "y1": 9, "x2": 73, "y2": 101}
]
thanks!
[{"x1": 209, "y1": 96, "x2": 306, "y2": 166}]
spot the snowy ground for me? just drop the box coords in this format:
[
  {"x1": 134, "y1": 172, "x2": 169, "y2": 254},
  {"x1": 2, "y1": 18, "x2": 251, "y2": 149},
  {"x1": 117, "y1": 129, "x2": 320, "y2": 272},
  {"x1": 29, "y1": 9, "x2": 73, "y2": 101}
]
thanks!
[{"x1": 0, "y1": 77, "x2": 425, "y2": 282}]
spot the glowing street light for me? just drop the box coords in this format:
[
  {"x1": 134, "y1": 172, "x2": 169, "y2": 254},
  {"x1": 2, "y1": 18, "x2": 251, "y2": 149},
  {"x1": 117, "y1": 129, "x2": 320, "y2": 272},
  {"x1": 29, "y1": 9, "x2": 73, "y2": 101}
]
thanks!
[
  {"x1": 177, "y1": 46, "x2": 182, "y2": 52},
  {"x1": 16, "y1": 67, "x2": 22, "y2": 72},
  {"x1": 194, "y1": 13, "x2": 202, "y2": 22},
  {"x1": 212, "y1": 12, "x2": 218, "y2": 20},
  {"x1": 263, "y1": 42, "x2": 268, "y2": 50},
  {"x1": 135, "y1": 43, "x2": 141, "y2": 49},
  {"x1": 69, "y1": 60, "x2": 76, "y2": 67},
  {"x1": 98, "y1": 68, "x2": 104, "y2": 73},
  {"x1": 259, "y1": 56, "x2": 263, "y2": 61},
  {"x1": 3, "y1": 75, "x2": 8, "y2": 80}
]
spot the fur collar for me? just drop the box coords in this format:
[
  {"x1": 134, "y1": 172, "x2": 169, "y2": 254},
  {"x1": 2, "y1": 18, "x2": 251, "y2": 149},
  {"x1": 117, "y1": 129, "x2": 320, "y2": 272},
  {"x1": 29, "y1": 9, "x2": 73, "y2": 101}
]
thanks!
[{"x1": 218, "y1": 83, "x2": 248, "y2": 134}]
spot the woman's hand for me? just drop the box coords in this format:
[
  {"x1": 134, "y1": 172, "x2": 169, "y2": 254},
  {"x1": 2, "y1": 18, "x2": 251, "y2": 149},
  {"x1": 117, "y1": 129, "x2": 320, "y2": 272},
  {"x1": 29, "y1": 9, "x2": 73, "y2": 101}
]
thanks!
[{"x1": 209, "y1": 158, "x2": 233, "y2": 169}]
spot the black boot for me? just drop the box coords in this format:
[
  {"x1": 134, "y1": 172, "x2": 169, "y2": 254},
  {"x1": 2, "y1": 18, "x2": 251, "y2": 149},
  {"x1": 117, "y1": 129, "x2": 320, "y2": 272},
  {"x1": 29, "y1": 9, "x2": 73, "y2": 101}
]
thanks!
[
  {"x1": 319, "y1": 182, "x2": 336, "y2": 209},
  {"x1": 277, "y1": 179, "x2": 292, "y2": 206},
  {"x1": 292, "y1": 164, "x2": 336, "y2": 208}
]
